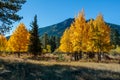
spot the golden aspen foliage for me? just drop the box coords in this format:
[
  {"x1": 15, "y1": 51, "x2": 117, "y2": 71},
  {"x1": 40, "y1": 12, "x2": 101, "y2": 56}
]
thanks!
[
  {"x1": 46, "y1": 45, "x2": 51, "y2": 53},
  {"x1": 6, "y1": 35, "x2": 14, "y2": 52},
  {"x1": 6, "y1": 23, "x2": 30, "y2": 52},
  {"x1": 86, "y1": 19, "x2": 94, "y2": 52},
  {"x1": 69, "y1": 9, "x2": 87, "y2": 52},
  {"x1": 42, "y1": 45, "x2": 51, "y2": 53},
  {"x1": 59, "y1": 10, "x2": 111, "y2": 57},
  {"x1": 0, "y1": 35, "x2": 7, "y2": 51},
  {"x1": 114, "y1": 46, "x2": 120, "y2": 54},
  {"x1": 59, "y1": 28, "x2": 72, "y2": 53},
  {"x1": 92, "y1": 14, "x2": 111, "y2": 53}
]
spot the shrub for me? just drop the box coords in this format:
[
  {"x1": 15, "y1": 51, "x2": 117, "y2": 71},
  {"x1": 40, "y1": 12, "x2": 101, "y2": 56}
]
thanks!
[{"x1": 57, "y1": 54, "x2": 65, "y2": 61}]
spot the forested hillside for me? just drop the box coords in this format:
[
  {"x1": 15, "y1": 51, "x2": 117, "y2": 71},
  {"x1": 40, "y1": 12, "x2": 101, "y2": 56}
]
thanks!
[{"x1": 38, "y1": 18, "x2": 120, "y2": 37}]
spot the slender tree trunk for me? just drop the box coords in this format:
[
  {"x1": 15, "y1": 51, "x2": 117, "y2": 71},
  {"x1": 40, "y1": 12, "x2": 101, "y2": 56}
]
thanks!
[
  {"x1": 18, "y1": 52, "x2": 20, "y2": 58},
  {"x1": 78, "y1": 51, "x2": 82, "y2": 60},
  {"x1": 98, "y1": 52, "x2": 101, "y2": 62},
  {"x1": 74, "y1": 52, "x2": 77, "y2": 61},
  {"x1": 81, "y1": 51, "x2": 82, "y2": 59},
  {"x1": 74, "y1": 52, "x2": 76, "y2": 61},
  {"x1": 77, "y1": 52, "x2": 79, "y2": 60},
  {"x1": 17, "y1": 48, "x2": 21, "y2": 58}
]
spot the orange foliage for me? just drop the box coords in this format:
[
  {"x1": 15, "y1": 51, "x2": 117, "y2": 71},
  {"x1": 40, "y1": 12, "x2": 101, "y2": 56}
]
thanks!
[{"x1": 6, "y1": 23, "x2": 30, "y2": 52}]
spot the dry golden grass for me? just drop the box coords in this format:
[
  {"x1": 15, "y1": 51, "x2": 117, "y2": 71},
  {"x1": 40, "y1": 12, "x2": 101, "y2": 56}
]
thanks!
[
  {"x1": 0, "y1": 56, "x2": 120, "y2": 80},
  {"x1": 0, "y1": 56, "x2": 120, "y2": 73}
]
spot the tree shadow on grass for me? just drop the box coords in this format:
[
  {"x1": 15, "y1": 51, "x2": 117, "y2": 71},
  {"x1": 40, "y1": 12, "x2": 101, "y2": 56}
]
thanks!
[{"x1": 0, "y1": 60, "x2": 120, "y2": 80}]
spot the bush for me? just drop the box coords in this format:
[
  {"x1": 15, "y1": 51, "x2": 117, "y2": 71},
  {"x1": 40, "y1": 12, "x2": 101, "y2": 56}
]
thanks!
[
  {"x1": 42, "y1": 49, "x2": 47, "y2": 54},
  {"x1": 57, "y1": 54, "x2": 65, "y2": 61}
]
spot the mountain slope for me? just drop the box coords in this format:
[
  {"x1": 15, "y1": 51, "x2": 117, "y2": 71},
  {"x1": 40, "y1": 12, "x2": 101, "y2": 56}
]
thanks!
[
  {"x1": 107, "y1": 23, "x2": 120, "y2": 31},
  {"x1": 38, "y1": 18, "x2": 74, "y2": 37},
  {"x1": 38, "y1": 18, "x2": 120, "y2": 37},
  {"x1": 6, "y1": 18, "x2": 120, "y2": 39}
]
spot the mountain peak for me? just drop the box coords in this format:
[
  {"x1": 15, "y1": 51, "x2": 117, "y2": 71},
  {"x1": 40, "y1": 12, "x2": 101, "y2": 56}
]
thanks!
[{"x1": 39, "y1": 18, "x2": 74, "y2": 37}]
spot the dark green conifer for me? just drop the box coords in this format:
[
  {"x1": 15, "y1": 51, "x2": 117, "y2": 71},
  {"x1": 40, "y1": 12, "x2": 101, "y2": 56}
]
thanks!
[
  {"x1": 28, "y1": 15, "x2": 42, "y2": 56},
  {"x1": 0, "y1": 0, "x2": 26, "y2": 34}
]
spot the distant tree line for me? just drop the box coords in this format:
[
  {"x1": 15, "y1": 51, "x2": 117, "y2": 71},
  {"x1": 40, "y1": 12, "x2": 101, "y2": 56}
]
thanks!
[
  {"x1": 110, "y1": 28, "x2": 120, "y2": 48},
  {"x1": 41, "y1": 33, "x2": 60, "y2": 53}
]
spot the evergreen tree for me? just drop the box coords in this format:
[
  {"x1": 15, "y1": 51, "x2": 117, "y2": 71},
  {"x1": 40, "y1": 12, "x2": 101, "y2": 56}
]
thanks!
[
  {"x1": 28, "y1": 15, "x2": 42, "y2": 56},
  {"x1": 110, "y1": 28, "x2": 120, "y2": 48},
  {"x1": 41, "y1": 33, "x2": 59, "y2": 53},
  {"x1": 42, "y1": 33, "x2": 49, "y2": 49},
  {"x1": 55, "y1": 36, "x2": 60, "y2": 48},
  {"x1": 0, "y1": 0, "x2": 26, "y2": 34},
  {"x1": 49, "y1": 36, "x2": 56, "y2": 52}
]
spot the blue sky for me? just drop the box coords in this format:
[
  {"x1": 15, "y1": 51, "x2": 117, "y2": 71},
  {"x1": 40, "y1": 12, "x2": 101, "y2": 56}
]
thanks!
[{"x1": 7, "y1": 0, "x2": 120, "y2": 36}]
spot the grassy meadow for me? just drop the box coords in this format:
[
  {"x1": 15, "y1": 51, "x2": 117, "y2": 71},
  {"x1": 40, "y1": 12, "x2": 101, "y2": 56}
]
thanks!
[{"x1": 0, "y1": 56, "x2": 120, "y2": 80}]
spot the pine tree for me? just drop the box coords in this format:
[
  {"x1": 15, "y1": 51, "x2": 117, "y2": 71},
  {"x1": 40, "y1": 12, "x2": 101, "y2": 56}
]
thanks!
[
  {"x1": 55, "y1": 36, "x2": 60, "y2": 48},
  {"x1": 28, "y1": 15, "x2": 42, "y2": 56},
  {"x1": 42, "y1": 33, "x2": 49, "y2": 49},
  {"x1": 110, "y1": 28, "x2": 120, "y2": 48},
  {"x1": 49, "y1": 36, "x2": 56, "y2": 52},
  {"x1": 6, "y1": 23, "x2": 29, "y2": 57},
  {"x1": 0, "y1": 0, "x2": 26, "y2": 34}
]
